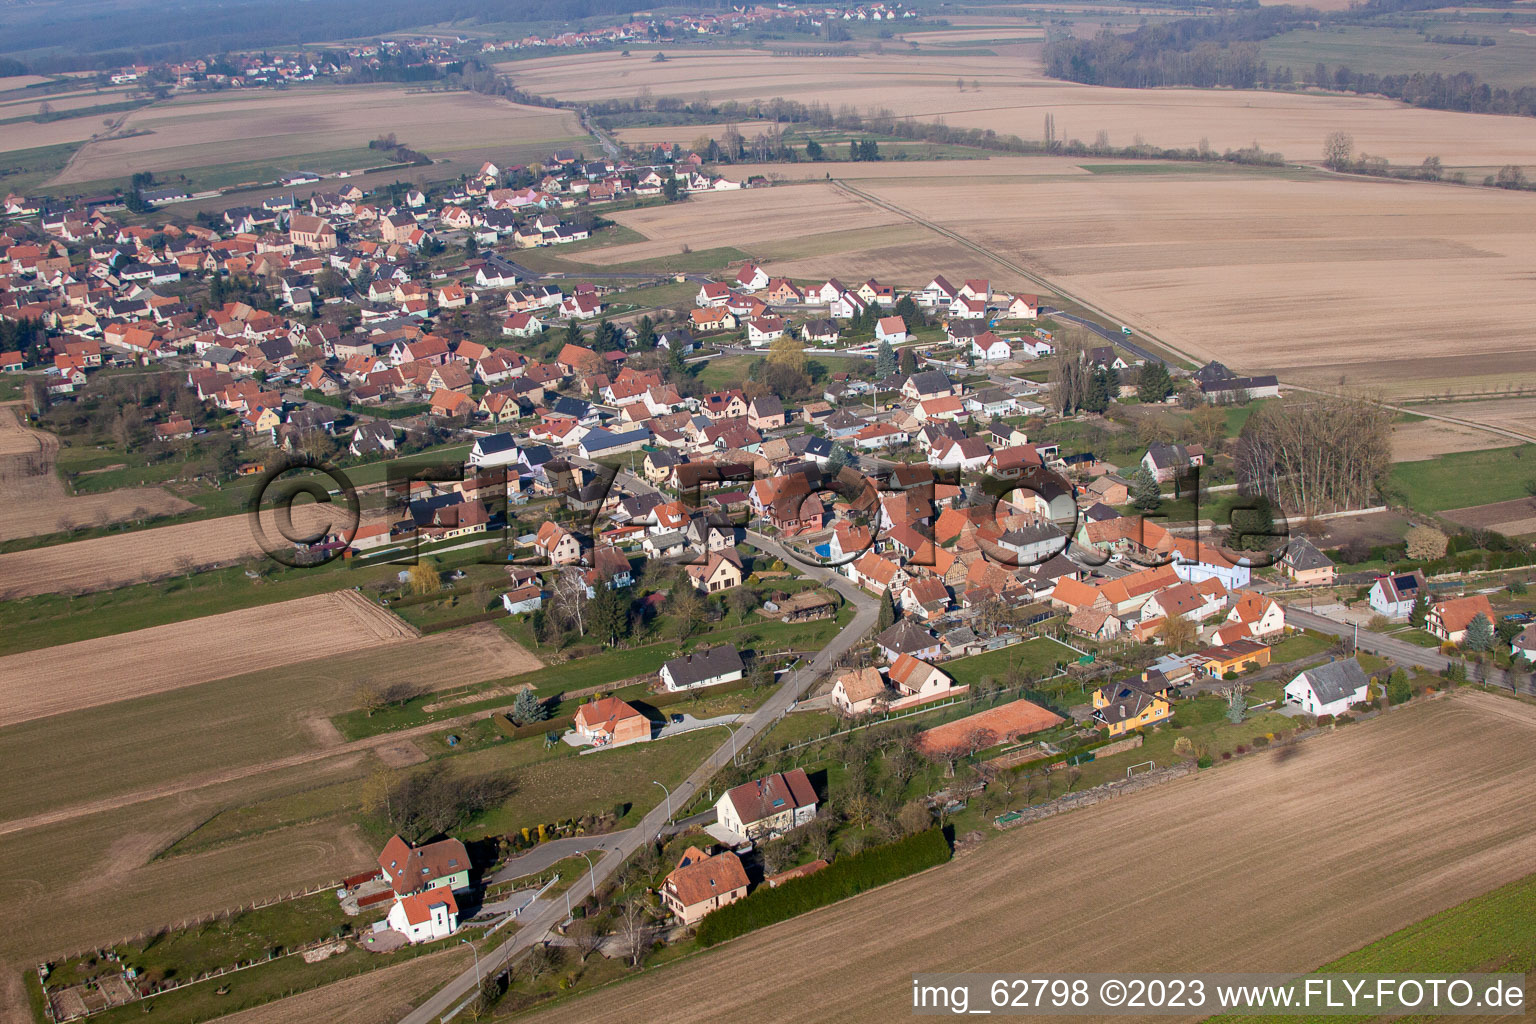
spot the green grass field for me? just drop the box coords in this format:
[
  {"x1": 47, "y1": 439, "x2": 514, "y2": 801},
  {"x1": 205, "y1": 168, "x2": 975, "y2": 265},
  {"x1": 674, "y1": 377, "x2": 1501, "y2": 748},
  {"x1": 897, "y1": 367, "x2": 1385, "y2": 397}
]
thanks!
[
  {"x1": 1213, "y1": 870, "x2": 1536, "y2": 1023},
  {"x1": 943, "y1": 637, "x2": 1082, "y2": 688},
  {"x1": 0, "y1": 140, "x2": 82, "y2": 192},
  {"x1": 1388, "y1": 445, "x2": 1536, "y2": 512},
  {"x1": 1259, "y1": 24, "x2": 1536, "y2": 93}
]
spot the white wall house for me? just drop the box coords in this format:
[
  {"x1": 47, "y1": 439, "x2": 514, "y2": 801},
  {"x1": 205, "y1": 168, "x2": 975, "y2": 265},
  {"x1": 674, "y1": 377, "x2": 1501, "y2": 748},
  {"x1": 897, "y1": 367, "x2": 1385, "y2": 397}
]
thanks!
[
  {"x1": 387, "y1": 889, "x2": 459, "y2": 944},
  {"x1": 1285, "y1": 659, "x2": 1369, "y2": 718}
]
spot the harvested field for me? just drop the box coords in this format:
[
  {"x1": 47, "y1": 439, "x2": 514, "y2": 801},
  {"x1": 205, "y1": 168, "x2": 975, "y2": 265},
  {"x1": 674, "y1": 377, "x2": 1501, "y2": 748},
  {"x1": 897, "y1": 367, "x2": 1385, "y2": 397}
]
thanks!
[
  {"x1": 843, "y1": 172, "x2": 1536, "y2": 390},
  {"x1": 0, "y1": 403, "x2": 195, "y2": 541},
  {"x1": 44, "y1": 86, "x2": 582, "y2": 184},
  {"x1": 1409, "y1": 396, "x2": 1536, "y2": 439},
  {"x1": 1442, "y1": 497, "x2": 1536, "y2": 536},
  {"x1": 531, "y1": 693, "x2": 1536, "y2": 1024},
  {"x1": 1390, "y1": 419, "x2": 1519, "y2": 461},
  {"x1": 723, "y1": 156, "x2": 1096, "y2": 181},
  {"x1": 578, "y1": 185, "x2": 906, "y2": 265},
  {"x1": 0, "y1": 500, "x2": 371, "y2": 598},
  {"x1": 509, "y1": 49, "x2": 1536, "y2": 166},
  {"x1": 0, "y1": 74, "x2": 55, "y2": 90},
  {"x1": 0, "y1": 622, "x2": 541, "y2": 826},
  {"x1": 0, "y1": 590, "x2": 415, "y2": 728}
]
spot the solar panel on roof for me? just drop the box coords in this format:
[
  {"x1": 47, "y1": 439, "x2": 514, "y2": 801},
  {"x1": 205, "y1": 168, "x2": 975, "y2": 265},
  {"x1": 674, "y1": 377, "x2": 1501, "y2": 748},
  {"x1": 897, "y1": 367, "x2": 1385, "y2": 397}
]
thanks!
[{"x1": 1394, "y1": 575, "x2": 1417, "y2": 588}]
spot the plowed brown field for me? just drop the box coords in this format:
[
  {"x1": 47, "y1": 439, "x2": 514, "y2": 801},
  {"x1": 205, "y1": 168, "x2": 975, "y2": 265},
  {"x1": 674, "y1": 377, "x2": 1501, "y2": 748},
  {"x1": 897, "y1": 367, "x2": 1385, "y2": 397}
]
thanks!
[
  {"x1": 0, "y1": 403, "x2": 193, "y2": 541},
  {"x1": 508, "y1": 49, "x2": 1536, "y2": 166},
  {"x1": 0, "y1": 500, "x2": 366, "y2": 598},
  {"x1": 0, "y1": 590, "x2": 415, "y2": 727},
  {"x1": 530, "y1": 692, "x2": 1536, "y2": 1024}
]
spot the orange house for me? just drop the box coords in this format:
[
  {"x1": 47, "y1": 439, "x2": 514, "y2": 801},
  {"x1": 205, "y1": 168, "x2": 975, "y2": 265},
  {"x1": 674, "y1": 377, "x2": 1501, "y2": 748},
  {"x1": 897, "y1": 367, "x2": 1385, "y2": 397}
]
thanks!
[{"x1": 573, "y1": 697, "x2": 651, "y2": 747}]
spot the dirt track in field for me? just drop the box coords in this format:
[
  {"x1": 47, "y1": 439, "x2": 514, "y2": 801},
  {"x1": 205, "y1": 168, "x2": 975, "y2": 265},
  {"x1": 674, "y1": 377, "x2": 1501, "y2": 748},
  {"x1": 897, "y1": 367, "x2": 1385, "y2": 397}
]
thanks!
[
  {"x1": 0, "y1": 590, "x2": 416, "y2": 727},
  {"x1": 529, "y1": 692, "x2": 1536, "y2": 1024},
  {"x1": 0, "y1": 402, "x2": 194, "y2": 542}
]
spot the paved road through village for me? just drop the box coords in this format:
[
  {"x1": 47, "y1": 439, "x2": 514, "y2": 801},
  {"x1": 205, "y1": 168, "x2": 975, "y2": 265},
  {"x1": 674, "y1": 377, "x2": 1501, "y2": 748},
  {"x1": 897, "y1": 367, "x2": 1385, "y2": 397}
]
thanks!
[{"x1": 397, "y1": 531, "x2": 878, "y2": 1024}]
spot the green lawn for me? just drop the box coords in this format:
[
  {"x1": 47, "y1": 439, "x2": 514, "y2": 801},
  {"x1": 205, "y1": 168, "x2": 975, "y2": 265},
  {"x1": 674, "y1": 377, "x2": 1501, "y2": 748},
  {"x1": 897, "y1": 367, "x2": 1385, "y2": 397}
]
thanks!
[
  {"x1": 463, "y1": 727, "x2": 721, "y2": 833},
  {"x1": 1068, "y1": 706, "x2": 1297, "y2": 790},
  {"x1": 330, "y1": 642, "x2": 676, "y2": 741},
  {"x1": 43, "y1": 891, "x2": 350, "y2": 992},
  {"x1": 1268, "y1": 631, "x2": 1337, "y2": 664},
  {"x1": 944, "y1": 637, "x2": 1082, "y2": 688},
  {"x1": 1211, "y1": 870, "x2": 1536, "y2": 1023},
  {"x1": 1388, "y1": 445, "x2": 1536, "y2": 513}
]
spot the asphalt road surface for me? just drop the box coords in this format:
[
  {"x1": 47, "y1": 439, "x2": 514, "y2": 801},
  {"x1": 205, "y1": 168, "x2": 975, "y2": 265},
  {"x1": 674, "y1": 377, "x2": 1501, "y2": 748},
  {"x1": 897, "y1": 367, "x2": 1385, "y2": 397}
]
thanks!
[
  {"x1": 396, "y1": 532, "x2": 878, "y2": 1024},
  {"x1": 1039, "y1": 306, "x2": 1167, "y2": 366},
  {"x1": 1285, "y1": 607, "x2": 1452, "y2": 673}
]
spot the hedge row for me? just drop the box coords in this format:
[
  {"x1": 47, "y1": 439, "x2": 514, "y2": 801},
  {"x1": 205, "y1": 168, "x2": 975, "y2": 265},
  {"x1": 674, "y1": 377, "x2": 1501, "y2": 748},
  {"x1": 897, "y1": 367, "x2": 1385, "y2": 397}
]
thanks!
[
  {"x1": 695, "y1": 827, "x2": 952, "y2": 947},
  {"x1": 419, "y1": 609, "x2": 509, "y2": 635}
]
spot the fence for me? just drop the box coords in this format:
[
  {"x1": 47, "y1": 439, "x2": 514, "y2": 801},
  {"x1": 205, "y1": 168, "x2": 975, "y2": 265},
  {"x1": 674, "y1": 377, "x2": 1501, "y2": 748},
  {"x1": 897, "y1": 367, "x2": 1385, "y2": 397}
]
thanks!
[
  {"x1": 993, "y1": 762, "x2": 1197, "y2": 830},
  {"x1": 43, "y1": 881, "x2": 348, "y2": 1023}
]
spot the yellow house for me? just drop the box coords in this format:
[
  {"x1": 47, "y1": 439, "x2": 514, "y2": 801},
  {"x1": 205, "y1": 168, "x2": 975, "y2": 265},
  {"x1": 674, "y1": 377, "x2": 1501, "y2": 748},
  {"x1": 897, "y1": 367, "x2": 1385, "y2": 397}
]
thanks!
[
  {"x1": 248, "y1": 405, "x2": 283, "y2": 434},
  {"x1": 1091, "y1": 679, "x2": 1173, "y2": 737}
]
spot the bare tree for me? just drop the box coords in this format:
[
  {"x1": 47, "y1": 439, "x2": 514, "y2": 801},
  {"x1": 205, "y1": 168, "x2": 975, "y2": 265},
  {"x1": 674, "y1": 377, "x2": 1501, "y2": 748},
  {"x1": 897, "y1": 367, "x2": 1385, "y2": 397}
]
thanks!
[
  {"x1": 568, "y1": 918, "x2": 605, "y2": 962},
  {"x1": 1323, "y1": 131, "x2": 1353, "y2": 170},
  {"x1": 1234, "y1": 391, "x2": 1392, "y2": 516},
  {"x1": 616, "y1": 897, "x2": 652, "y2": 968}
]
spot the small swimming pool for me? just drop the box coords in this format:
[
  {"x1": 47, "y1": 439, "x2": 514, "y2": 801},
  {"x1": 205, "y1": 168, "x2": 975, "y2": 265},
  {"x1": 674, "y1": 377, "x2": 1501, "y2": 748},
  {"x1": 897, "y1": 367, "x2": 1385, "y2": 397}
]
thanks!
[{"x1": 813, "y1": 543, "x2": 832, "y2": 558}]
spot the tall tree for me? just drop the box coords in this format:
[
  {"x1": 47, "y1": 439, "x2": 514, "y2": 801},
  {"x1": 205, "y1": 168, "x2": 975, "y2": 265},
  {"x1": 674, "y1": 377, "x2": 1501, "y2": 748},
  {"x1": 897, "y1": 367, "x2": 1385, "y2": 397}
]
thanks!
[
  {"x1": 589, "y1": 585, "x2": 631, "y2": 646},
  {"x1": 511, "y1": 689, "x2": 547, "y2": 725},
  {"x1": 1464, "y1": 612, "x2": 1494, "y2": 652},
  {"x1": 1137, "y1": 360, "x2": 1174, "y2": 403},
  {"x1": 1408, "y1": 590, "x2": 1429, "y2": 628},
  {"x1": 877, "y1": 588, "x2": 897, "y2": 631},
  {"x1": 875, "y1": 339, "x2": 897, "y2": 378},
  {"x1": 1128, "y1": 465, "x2": 1161, "y2": 512}
]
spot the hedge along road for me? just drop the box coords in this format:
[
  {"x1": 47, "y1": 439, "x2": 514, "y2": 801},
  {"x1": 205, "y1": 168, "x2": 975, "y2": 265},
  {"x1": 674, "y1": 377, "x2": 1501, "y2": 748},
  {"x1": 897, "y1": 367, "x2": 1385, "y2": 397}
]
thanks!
[{"x1": 395, "y1": 530, "x2": 881, "y2": 1024}]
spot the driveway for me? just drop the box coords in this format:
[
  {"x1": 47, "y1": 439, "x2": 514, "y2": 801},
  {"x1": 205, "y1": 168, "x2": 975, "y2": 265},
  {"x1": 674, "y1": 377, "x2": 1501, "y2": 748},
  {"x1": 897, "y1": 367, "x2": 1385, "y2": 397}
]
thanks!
[
  {"x1": 653, "y1": 710, "x2": 742, "y2": 738},
  {"x1": 490, "y1": 833, "x2": 624, "y2": 884}
]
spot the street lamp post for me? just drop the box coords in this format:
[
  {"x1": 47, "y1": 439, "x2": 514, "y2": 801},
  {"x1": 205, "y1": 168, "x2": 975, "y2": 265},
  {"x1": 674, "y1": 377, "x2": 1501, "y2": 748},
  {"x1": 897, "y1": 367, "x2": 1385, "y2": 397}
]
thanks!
[
  {"x1": 460, "y1": 938, "x2": 481, "y2": 987},
  {"x1": 578, "y1": 849, "x2": 598, "y2": 901},
  {"x1": 653, "y1": 780, "x2": 672, "y2": 823}
]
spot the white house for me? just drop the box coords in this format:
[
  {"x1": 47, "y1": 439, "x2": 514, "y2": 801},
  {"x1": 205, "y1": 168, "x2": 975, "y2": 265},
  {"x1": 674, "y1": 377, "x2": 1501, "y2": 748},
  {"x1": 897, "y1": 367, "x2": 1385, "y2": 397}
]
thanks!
[
  {"x1": 714, "y1": 768, "x2": 818, "y2": 842},
  {"x1": 734, "y1": 263, "x2": 770, "y2": 291},
  {"x1": 875, "y1": 315, "x2": 908, "y2": 344},
  {"x1": 971, "y1": 331, "x2": 1012, "y2": 361},
  {"x1": 1003, "y1": 294, "x2": 1039, "y2": 319},
  {"x1": 469, "y1": 432, "x2": 521, "y2": 469},
  {"x1": 1368, "y1": 571, "x2": 1426, "y2": 620},
  {"x1": 1285, "y1": 659, "x2": 1369, "y2": 717},
  {"x1": 660, "y1": 645, "x2": 744, "y2": 691},
  {"x1": 501, "y1": 583, "x2": 544, "y2": 615},
  {"x1": 829, "y1": 291, "x2": 867, "y2": 321},
  {"x1": 387, "y1": 888, "x2": 459, "y2": 944},
  {"x1": 915, "y1": 275, "x2": 957, "y2": 308},
  {"x1": 1170, "y1": 539, "x2": 1252, "y2": 590}
]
